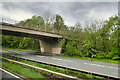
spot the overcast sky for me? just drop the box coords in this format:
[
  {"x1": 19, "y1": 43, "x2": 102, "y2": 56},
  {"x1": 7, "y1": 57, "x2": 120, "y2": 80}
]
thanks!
[{"x1": 1, "y1": 0, "x2": 119, "y2": 26}]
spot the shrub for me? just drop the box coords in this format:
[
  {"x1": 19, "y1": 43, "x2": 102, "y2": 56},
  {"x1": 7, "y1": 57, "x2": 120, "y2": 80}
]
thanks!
[
  {"x1": 106, "y1": 52, "x2": 114, "y2": 59},
  {"x1": 95, "y1": 51, "x2": 106, "y2": 59}
]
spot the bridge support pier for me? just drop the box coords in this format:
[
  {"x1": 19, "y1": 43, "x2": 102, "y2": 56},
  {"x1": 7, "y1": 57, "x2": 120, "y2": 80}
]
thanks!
[{"x1": 40, "y1": 39, "x2": 62, "y2": 55}]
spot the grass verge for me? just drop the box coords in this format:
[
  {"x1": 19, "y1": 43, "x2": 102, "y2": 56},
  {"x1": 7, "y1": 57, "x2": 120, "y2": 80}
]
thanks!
[
  {"x1": 1, "y1": 60, "x2": 45, "y2": 79},
  {"x1": 56, "y1": 54, "x2": 119, "y2": 64}
]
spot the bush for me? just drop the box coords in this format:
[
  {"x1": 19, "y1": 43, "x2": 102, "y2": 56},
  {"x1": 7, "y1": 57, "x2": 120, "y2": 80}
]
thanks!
[
  {"x1": 112, "y1": 57, "x2": 120, "y2": 60},
  {"x1": 112, "y1": 55, "x2": 120, "y2": 60},
  {"x1": 106, "y1": 52, "x2": 114, "y2": 59},
  {"x1": 65, "y1": 41, "x2": 78, "y2": 56},
  {"x1": 95, "y1": 51, "x2": 106, "y2": 59}
]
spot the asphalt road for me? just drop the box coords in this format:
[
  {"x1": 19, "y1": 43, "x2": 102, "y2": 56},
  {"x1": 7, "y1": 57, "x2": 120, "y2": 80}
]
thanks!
[
  {"x1": 0, "y1": 68, "x2": 21, "y2": 80},
  {"x1": 0, "y1": 49, "x2": 120, "y2": 79}
]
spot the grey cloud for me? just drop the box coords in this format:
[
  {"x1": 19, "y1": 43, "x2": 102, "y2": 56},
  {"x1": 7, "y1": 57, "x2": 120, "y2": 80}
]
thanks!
[
  {"x1": 2, "y1": 2, "x2": 118, "y2": 26},
  {"x1": 2, "y1": 0, "x2": 120, "y2": 2}
]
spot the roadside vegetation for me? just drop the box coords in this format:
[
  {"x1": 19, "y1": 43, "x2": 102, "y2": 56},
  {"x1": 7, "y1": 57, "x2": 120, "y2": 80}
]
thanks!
[
  {"x1": 1, "y1": 14, "x2": 120, "y2": 63},
  {"x1": 2, "y1": 55, "x2": 109, "y2": 80},
  {"x1": 57, "y1": 54, "x2": 119, "y2": 64},
  {"x1": 2, "y1": 60, "x2": 45, "y2": 79}
]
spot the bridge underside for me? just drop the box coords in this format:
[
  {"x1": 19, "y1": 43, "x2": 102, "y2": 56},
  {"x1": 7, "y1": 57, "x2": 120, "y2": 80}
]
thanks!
[{"x1": 0, "y1": 24, "x2": 62, "y2": 55}]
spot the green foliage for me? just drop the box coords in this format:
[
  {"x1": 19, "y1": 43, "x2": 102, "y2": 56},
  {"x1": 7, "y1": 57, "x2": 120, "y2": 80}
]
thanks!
[
  {"x1": 54, "y1": 14, "x2": 68, "y2": 33},
  {"x1": 2, "y1": 61, "x2": 44, "y2": 78},
  {"x1": 82, "y1": 40, "x2": 95, "y2": 57},
  {"x1": 106, "y1": 47, "x2": 118, "y2": 59},
  {"x1": 112, "y1": 55, "x2": 120, "y2": 60},
  {"x1": 65, "y1": 41, "x2": 78, "y2": 56},
  {"x1": 2, "y1": 14, "x2": 119, "y2": 60},
  {"x1": 61, "y1": 15, "x2": 119, "y2": 60},
  {"x1": 2, "y1": 35, "x2": 40, "y2": 50},
  {"x1": 16, "y1": 15, "x2": 45, "y2": 30},
  {"x1": 95, "y1": 51, "x2": 106, "y2": 59}
]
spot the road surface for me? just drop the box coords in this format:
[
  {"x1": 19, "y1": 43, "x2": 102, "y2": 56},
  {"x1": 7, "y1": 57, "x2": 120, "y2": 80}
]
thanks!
[
  {"x1": 0, "y1": 49, "x2": 120, "y2": 79},
  {"x1": 0, "y1": 68, "x2": 22, "y2": 80}
]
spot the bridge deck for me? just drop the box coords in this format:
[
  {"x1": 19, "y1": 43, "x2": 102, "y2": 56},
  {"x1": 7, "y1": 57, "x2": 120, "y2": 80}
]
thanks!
[{"x1": 0, "y1": 22, "x2": 62, "y2": 39}]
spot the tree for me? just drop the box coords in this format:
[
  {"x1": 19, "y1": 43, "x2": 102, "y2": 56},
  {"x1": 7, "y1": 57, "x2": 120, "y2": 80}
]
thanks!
[
  {"x1": 16, "y1": 15, "x2": 45, "y2": 30},
  {"x1": 54, "y1": 14, "x2": 67, "y2": 33}
]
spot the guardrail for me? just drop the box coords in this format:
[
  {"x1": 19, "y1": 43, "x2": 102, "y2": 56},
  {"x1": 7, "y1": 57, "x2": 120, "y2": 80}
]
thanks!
[
  {"x1": 2, "y1": 53, "x2": 119, "y2": 80},
  {"x1": 1, "y1": 56, "x2": 79, "y2": 80}
]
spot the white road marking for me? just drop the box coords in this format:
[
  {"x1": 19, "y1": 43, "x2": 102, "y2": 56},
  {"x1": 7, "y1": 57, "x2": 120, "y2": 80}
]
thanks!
[
  {"x1": 106, "y1": 66, "x2": 118, "y2": 70},
  {"x1": 52, "y1": 58, "x2": 58, "y2": 59},
  {"x1": 36, "y1": 56, "x2": 73, "y2": 62},
  {"x1": 89, "y1": 64, "x2": 105, "y2": 67},
  {"x1": 36, "y1": 56, "x2": 45, "y2": 58},
  {"x1": 52, "y1": 58, "x2": 73, "y2": 62},
  {"x1": 36, "y1": 56, "x2": 49, "y2": 58},
  {"x1": 84, "y1": 63, "x2": 118, "y2": 69},
  {"x1": 84, "y1": 63, "x2": 105, "y2": 67},
  {"x1": 113, "y1": 73, "x2": 118, "y2": 74},
  {"x1": 0, "y1": 68, "x2": 21, "y2": 79},
  {"x1": 84, "y1": 63, "x2": 90, "y2": 64}
]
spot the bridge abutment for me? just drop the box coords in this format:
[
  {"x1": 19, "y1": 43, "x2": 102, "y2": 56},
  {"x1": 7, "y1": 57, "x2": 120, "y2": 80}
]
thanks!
[{"x1": 40, "y1": 39, "x2": 62, "y2": 55}]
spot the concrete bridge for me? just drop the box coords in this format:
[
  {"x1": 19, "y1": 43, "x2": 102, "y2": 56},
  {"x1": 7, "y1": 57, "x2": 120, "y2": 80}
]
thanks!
[{"x1": 0, "y1": 22, "x2": 63, "y2": 55}]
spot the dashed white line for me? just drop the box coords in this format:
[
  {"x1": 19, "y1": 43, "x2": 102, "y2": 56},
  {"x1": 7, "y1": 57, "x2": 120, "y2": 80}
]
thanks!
[
  {"x1": 88, "y1": 64, "x2": 105, "y2": 67},
  {"x1": 106, "y1": 66, "x2": 118, "y2": 70},
  {"x1": 84, "y1": 63, "x2": 119, "y2": 69},
  {"x1": 36, "y1": 56, "x2": 45, "y2": 58},
  {"x1": 57, "y1": 59, "x2": 62, "y2": 60},
  {"x1": 36, "y1": 56, "x2": 49, "y2": 58},
  {"x1": 113, "y1": 73, "x2": 118, "y2": 75},
  {"x1": 52, "y1": 58, "x2": 58, "y2": 59},
  {"x1": 36, "y1": 56, "x2": 73, "y2": 62},
  {"x1": 51, "y1": 58, "x2": 73, "y2": 62}
]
